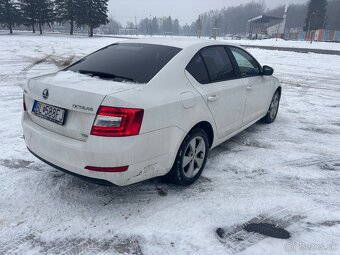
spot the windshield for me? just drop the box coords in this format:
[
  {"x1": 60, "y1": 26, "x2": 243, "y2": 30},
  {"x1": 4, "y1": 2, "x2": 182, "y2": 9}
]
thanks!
[{"x1": 66, "y1": 43, "x2": 181, "y2": 84}]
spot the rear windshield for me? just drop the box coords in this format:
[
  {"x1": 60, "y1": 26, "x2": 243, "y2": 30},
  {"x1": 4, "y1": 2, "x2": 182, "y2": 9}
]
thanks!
[{"x1": 66, "y1": 43, "x2": 181, "y2": 84}]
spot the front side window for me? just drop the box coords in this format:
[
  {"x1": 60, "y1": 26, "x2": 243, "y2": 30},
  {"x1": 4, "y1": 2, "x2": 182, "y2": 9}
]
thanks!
[
  {"x1": 200, "y1": 46, "x2": 236, "y2": 83},
  {"x1": 67, "y1": 43, "x2": 181, "y2": 84},
  {"x1": 230, "y1": 47, "x2": 261, "y2": 78}
]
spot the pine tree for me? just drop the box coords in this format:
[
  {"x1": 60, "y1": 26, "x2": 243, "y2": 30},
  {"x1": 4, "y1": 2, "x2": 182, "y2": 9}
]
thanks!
[
  {"x1": 19, "y1": 0, "x2": 37, "y2": 33},
  {"x1": 138, "y1": 18, "x2": 149, "y2": 35},
  {"x1": 326, "y1": 0, "x2": 340, "y2": 30},
  {"x1": 0, "y1": 0, "x2": 21, "y2": 34},
  {"x1": 173, "y1": 19, "x2": 180, "y2": 35},
  {"x1": 36, "y1": 0, "x2": 54, "y2": 34},
  {"x1": 151, "y1": 17, "x2": 159, "y2": 35},
  {"x1": 20, "y1": 0, "x2": 54, "y2": 34},
  {"x1": 163, "y1": 16, "x2": 173, "y2": 34},
  {"x1": 76, "y1": 0, "x2": 109, "y2": 37},
  {"x1": 55, "y1": 0, "x2": 79, "y2": 35},
  {"x1": 304, "y1": 0, "x2": 328, "y2": 31}
]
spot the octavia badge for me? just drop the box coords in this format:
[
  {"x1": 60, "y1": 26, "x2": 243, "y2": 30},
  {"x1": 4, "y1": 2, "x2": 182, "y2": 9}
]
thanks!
[{"x1": 42, "y1": 89, "x2": 49, "y2": 99}]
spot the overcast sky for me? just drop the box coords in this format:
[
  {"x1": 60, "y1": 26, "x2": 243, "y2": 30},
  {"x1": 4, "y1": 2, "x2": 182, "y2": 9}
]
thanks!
[{"x1": 108, "y1": 0, "x2": 308, "y2": 25}]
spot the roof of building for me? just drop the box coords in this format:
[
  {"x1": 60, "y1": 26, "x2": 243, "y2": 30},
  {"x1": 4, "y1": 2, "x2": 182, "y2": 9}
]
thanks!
[{"x1": 248, "y1": 15, "x2": 284, "y2": 24}]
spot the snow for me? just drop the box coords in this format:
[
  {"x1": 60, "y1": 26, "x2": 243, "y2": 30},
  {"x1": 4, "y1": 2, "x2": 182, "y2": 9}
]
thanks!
[
  {"x1": 39, "y1": 71, "x2": 98, "y2": 83},
  {"x1": 223, "y1": 38, "x2": 340, "y2": 51},
  {"x1": 33, "y1": 71, "x2": 141, "y2": 95},
  {"x1": 1, "y1": 34, "x2": 340, "y2": 254}
]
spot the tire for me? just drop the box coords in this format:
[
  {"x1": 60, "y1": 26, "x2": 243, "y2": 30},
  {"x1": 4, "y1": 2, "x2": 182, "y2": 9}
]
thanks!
[
  {"x1": 262, "y1": 90, "x2": 281, "y2": 124},
  {"x1": 166, "y1": 129, "x2": 209, "y2": 186}
]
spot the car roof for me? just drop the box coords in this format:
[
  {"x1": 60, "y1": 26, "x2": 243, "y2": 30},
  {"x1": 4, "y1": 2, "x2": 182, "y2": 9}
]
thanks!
[{"x1": 120, "y1": 37, "x2": 237, "y2": 49}]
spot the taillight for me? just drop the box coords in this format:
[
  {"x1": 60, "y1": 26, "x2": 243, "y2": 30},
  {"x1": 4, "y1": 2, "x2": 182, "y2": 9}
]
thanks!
[
  {"x1": 23, "y1": 94, "x2": 27, "y2": 111},
  {"x1": 91, "y1": 106, "x2": 144, "y2": 137}
]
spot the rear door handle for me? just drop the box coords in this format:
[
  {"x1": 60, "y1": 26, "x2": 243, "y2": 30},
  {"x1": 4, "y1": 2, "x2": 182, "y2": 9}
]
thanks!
[
  {"x1": 207, "y1": 95, "x2": 219, "y2": 102},
  {"x1": 246, "y1": 85, "x2": 253, "y2": 91}
]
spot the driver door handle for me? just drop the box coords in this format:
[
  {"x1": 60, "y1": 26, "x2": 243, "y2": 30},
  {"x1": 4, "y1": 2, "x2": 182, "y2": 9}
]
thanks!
[
  {"x1": 207, "y1": 95, "x2": 219, "y2": 102},
  {"x1": 246, "y1": 85, "x2": 253, "y2": 91}
]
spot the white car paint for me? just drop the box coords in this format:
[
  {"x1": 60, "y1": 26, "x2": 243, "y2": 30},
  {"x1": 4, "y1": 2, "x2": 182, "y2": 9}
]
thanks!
[{"x1": 22, "y1": 38, "x2": 281, "y2": 186}]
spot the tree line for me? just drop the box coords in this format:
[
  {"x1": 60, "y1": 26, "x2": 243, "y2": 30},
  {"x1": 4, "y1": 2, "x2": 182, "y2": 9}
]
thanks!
[
  {"x1": 186, "y1": 0, "x2": 340, "y2": 37},
  {"x1": 134, "y1": 16, "x2": 180, "y2": 36},
  {"x1": 1, "y1": 0, "x2": 340, "y2": 37},
  {"x1": 0, "y1": 0, "x2": 108, "y2": 37},
  {"x1": 131, "y1": 0, "x2": 340, "y2": 37}
]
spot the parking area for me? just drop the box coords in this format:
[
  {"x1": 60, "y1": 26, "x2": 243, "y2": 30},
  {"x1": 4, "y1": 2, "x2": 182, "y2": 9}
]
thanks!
[{"x1": 0, "y1": 35, "x2": 339, "y2": 254}]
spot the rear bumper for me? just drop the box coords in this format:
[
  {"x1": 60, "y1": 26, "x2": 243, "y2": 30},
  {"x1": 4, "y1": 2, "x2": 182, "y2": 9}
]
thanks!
[
  {"x1": 28, "y1": 148, "x2": 114, "y2": 186},
  {"x1": 22, "y1": 113, "x2": 184, "y2": 186}
]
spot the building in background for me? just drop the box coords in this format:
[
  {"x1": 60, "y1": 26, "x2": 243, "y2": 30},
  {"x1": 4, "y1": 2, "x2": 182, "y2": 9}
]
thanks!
[
  {"x1": 247, "y1": 6, "x2": 340, "y2": 42},
  {"x1": 247, "y1": 6, "x2": 288, "y2": 39}
]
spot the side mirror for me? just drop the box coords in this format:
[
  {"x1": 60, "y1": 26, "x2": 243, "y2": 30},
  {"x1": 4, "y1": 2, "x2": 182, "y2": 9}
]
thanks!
[{"x1": 262, "y1": 65, "x2": 274, "y2": 76}]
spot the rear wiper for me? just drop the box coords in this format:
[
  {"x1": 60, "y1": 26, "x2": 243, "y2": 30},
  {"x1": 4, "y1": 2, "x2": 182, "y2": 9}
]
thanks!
[{"x1": 77, "y1": 70, "x2": 137, "y2": 83}]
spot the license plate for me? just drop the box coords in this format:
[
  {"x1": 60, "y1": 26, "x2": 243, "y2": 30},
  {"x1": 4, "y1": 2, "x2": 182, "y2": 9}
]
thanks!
[{"x1": 32, "y1": 100, "x2": 66, "y2": 125}]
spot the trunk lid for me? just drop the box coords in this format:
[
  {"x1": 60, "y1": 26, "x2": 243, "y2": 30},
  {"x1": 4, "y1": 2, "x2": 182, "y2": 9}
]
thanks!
[{"x1": 25, "y1": 71, "x2": 139, "y2": 141}]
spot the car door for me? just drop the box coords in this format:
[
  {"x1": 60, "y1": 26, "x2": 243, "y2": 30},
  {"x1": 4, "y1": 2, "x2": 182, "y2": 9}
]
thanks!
[
  {"x1": 229, "y1": 47, "x2": 272, "y2": 125},
  {"x1": 185, "y1": 46, "x2": 246, "y2": 139}
]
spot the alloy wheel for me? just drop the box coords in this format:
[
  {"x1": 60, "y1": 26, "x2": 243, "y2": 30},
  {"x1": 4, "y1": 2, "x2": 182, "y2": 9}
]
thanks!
[
  {"x1": 269, "y1": 93, "x2": 280, "y2": 120},
  {"x1": 182, "y1": 136, "x2": 206, "y2": 178}
]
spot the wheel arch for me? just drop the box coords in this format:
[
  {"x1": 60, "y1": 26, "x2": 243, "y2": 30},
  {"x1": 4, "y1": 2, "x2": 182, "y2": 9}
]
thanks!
[
  {"x1": 166, "y1": 120, "x2": 214, "y2": 170},
  {"x1": 165, "y1": 120, "x2": 215, "y2": 183},
  {"x1": 187, "y1": 121, "x2": 214, "y2": 149},
  {"x1": 276, "y1": 86, "x2": 282, "y2": 97}
]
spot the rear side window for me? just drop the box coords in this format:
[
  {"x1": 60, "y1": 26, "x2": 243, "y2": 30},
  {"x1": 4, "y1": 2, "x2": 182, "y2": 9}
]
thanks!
[
  {"x1": 230, "y1": 47, "x2": 260, "y2": 78},
  {"x1": 200, "y1": 46, "x2": 236, "y2": 83},
  {"x1": 67, "y1": 43, "x2": 181, "y2": 84},
  {"x1": 186, "y1": 54, "x2": 210, "y2": 84}
]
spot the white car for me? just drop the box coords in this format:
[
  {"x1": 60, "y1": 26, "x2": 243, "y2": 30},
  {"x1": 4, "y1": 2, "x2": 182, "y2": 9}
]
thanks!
[{"x1": 22, "y1": 38, "x2": 281, "y2": 186}]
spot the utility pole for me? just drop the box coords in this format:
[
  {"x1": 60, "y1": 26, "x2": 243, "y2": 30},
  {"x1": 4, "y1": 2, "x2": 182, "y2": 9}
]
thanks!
[
  {"x1": 135, "y1": 16, "x2": 138, "y2": 36},
  {"x1": 278, "y1": 5, "x2": 288, "y2": 41},
  {"x1": 149, "y1": 14, "x2": 152, "y2": 36},
  {"x1": 212, "y1": 16, "x2": 219, "y2": 40},
  {"x1": 197, "y1": 15, "x2": 202, "y2": 38},
  {"x1": 276, "y1": 23, "x2": 281, "y2": 41},
  {"x1": 248, "y1": 20, "x2": 253, "y2": 39},
  {"x1": 306, "y1": 11, "x2": 315, "y2": 43}
]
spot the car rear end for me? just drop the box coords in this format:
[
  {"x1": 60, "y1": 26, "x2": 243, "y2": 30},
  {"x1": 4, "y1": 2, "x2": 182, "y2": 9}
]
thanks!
[{"x1": 22, "y1": 42, "x2": 183, "y2": 186}]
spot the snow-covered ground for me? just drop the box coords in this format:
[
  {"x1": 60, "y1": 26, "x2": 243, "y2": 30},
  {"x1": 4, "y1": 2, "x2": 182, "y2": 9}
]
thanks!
[
  {"x1": 2, "y1": 31, "x2": 340, "y2": 51},
  {"x1": 223, "y1": 38, "x2": 340, "y2": 51},
  {"x1": 0, "y1": 35, "x2": 340, "y2": 254}
]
